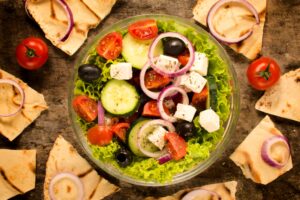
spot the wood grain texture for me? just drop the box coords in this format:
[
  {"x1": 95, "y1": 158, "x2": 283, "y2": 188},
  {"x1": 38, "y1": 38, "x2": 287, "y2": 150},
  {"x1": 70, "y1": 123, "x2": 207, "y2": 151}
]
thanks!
[{"x1": 0, "y1": 0, "x2": 299, "y2": 199}]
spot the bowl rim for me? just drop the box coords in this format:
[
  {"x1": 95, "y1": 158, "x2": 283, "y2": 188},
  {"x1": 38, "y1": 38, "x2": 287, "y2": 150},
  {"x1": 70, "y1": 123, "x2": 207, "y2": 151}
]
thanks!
[{"x1": 68, "y1": 14, "x2": 240, "y2": 187}]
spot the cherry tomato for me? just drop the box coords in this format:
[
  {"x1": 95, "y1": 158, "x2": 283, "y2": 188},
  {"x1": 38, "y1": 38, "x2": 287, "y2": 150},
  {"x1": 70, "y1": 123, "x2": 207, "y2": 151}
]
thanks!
[
  {"x1": 165, "y1": 132, "x2": 187, "y2": 161},
  {"x1": 15, "y1": 37, "x2": 48, "y2": 70},
  {"x1": 142, "y1": 100, "x2": 170, "y2": 117},
  {"x1": 247, "y1": 57, "x2": 281, "y2": 90},
  {"x1": 128, "y1": 19, "x2": 158, "y2": 40},
  {"x1": 87, "y1": 125, "x2": 113, "y2": 146},
  {"x1": 112, "y1": 123, "x2": 130, "y2": 142},
  {"x1": 96, "y1": 32, "x2": 122, "y2": 60},
  {"x1": 145, "y1": 70, "x2": 171, "y2": 90},
  {"x1": 72, "y1": 96, "x2": 98, "y2": 122},
  {"x1": 178, "y1": 50, "x2": 189, "y2": 66},
  {"x1": 191, "y1": 86, "x2": 208, "y2": 110}
]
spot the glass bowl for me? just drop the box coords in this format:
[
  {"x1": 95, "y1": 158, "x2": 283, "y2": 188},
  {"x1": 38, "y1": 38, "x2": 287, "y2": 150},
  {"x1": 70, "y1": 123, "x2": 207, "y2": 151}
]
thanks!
[{"x1": 68, "y1": 14, "x2": 240, "y2": 186}]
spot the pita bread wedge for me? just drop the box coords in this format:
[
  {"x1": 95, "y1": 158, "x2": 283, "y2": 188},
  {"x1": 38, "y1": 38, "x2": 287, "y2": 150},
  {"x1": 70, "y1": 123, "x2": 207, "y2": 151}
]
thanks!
[
  {"x1": 230, "y1": 116, "x2": 293, "y2": 185},
  {"x1": 26, "y1": 0, "x2": 117, "y2": 56},
  {"x1": 0, "y1": 69, "x2": 48, "y2": 141},
  {"x1": 44, "y1": 135, "x2": 119, "y2": 200},
  {"x1": 0, "y1": 149, "x2": 36, "y2": 200},
  {"x1": 255, "y1": 68, "x2": 300, "y2": 122},
  {"x1": 193, "y1": 0, "x2": 267, "y2": 60},
  {"x1": 145, "y1": 181, "x2": 237, "y2": 200}
]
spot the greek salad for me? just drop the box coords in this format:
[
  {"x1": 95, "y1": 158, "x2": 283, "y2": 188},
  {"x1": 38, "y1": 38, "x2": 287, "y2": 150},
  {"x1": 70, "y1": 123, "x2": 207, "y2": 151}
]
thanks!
[{"x1": 73, "y1": 18, "x2": 231, "y2": 182}]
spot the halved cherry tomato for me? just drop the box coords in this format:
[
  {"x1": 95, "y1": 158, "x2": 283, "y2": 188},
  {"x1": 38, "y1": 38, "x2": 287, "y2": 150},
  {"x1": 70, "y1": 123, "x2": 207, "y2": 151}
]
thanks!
[
  {"x1": 72, "y1": 96, "x2": 98, "y2": 122},
  {"x1": 96, "y1": 32, "x2": 122, "y2": 60},
  {"x1": 178, "y1": 50, "x2": 189, "y2": 66},
  {"x1": 145, "y1": 70, "x2": 171, "y2": 90},
  {"x1": 165, "y1": 132, "x2": 187, "y2": 161},
  {"x1": 128, "y1": 19, "x2": 158, "y2": 40},
  {"x1": 112, "y1": 123, "x2": 130, "y2": 142},
  {"x1": 142, "y1": 100, "x2": 170, "y2": 117},
  {"x1": 191, "y1": 86, "x2": 208, "y2": 110},
  {"x1": 247, "y1": 57, "x2": 281, "y2": 90},
  {"x1": 87, "y1": 125, "x2": 113, "y2": 146}
]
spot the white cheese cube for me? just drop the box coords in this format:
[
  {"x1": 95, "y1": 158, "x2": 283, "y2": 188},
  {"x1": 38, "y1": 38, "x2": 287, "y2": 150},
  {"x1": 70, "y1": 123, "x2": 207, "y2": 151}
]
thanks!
[
  {"x1": 199, "y1": 109, "x2": 220, "y2": 133},
  {"x1": 155, "y1": 55, "x2": 179, "y2": 72},
  {"x1": 148, "y1": 126, "x2": 168, "y2": 150},
  {"x1": 174, "y1": 103, "x2": 197, "y2": 122},
  {"x1": 110, "y1": 62, "x2": 132, "y2": 80},
  {"x1": 179, "y1": 71, "x2": 207, "y2": 93},
  {"x1": 190, "y1": 52, "x2": 209, "y2": 76}
]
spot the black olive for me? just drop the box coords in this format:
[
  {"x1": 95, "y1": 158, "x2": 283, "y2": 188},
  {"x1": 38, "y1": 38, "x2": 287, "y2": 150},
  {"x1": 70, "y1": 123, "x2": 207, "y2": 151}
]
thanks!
[
  {"x1": 176, "y1": 122, "x2": 195, "y2": 139},
  {"x1": 115, "y1": 147, "x2": 133, "y2": 167},
  {"x1": 163, "y1": 38, "x2": 186, "y2": 56},
  {"x1": 78, "y1": 64, "x2": 101, "y2": 82}
]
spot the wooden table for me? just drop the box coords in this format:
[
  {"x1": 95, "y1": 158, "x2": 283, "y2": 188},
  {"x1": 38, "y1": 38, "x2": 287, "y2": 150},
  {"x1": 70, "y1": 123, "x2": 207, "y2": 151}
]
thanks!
[{"x1": 0, "y1": 0, "x2": 299, "y2": 199}]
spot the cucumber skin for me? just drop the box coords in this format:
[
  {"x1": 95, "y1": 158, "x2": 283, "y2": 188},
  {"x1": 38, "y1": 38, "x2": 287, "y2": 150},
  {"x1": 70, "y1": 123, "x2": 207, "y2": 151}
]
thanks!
[{"x1": 207, "y1": 76, "x2": 218, "y2": 110}]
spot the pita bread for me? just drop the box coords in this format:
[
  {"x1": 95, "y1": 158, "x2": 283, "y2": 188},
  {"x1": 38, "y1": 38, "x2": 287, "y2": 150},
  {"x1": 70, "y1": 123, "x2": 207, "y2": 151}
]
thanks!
[
  {"x1": 27, "y1": 0, "x2": 117, "y2": 56},
  {"x1": 193, "y1": 0, "x2": 267, "y2": 60},
  {"x1": 0, "y1": 149, "x2": 36, "y2": 200},
  {"x1": 145, "y1": 181, "x2": 237, "y2": 200},
  {"x1": 255, "y1": 68, "x2": 300, "y2": 122},
  {"x1": 230, "y1": 116, "x2": 293, "y2": 185},
  {"x1": 0, "y1": 69, "x2": 48, "y2": 141},
  {"x1": 44, "y1": 135, "x2": 119, "y2": 200}
]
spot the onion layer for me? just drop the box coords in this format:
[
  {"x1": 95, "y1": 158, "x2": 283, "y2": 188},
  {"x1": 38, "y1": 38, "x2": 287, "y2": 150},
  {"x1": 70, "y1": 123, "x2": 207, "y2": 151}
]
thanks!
[
  {"x1": 0, "y1": 79, "x2": 25, "y2": 117},
  {"x1": 140, "y1": 62, "x2": 160, "y2": 99},
  {"x1": 261, "y1": 136, "x2": 291, "y2": 169},
  {"x1": 148, "y1": 32, "x2": 195, "y2": 77},
  {"x1": 182, "y1": 189, "x2": 221, "y2": 200},
  {"x1": 56, "y1": 0, "x2": 74, "y2": 42},
  {"x1": 97, "y1": 101, "x2": 105, "y2": 126},
  {"x1": 158, "y1": 153, "x2": 172, "y2": 164},
  {"x1": 207, "y1": 0, "x2": 260, "y2": 44}
]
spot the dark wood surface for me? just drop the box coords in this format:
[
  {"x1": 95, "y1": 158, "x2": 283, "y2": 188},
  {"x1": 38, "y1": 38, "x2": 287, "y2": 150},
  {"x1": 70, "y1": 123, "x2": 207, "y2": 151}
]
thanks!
[{"x1": 0, "y1": 0, "x2": 299, "y2": 199}]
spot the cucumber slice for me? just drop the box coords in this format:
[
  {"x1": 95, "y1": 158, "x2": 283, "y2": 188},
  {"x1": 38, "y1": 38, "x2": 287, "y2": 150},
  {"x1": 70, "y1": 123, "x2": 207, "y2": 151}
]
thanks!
[
  {"x1": 207, "y1": 76, "x2": 218, "y2": 110},
  {"x1": 122, "y1": 34, "x2": 163, "y2": 69},
  {"x1": 101, "y1": 80, "x2": 140, "y2": 116}
]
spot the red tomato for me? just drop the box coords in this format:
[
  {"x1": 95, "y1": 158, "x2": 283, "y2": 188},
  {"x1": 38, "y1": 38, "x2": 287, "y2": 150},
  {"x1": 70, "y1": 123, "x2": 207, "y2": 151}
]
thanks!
[
  {"x1": 178, "y1": 51, "x2": 189, "y2": 66},
  {"x1": 72, "y1": 96, "x2": 98, "y2": 122},
  {"x1": 165, "y1": 132, "x2": 187, "y2": 161},
  {"x1": 87, "y1": 125, "x2": 113, "y2": 146},
  {"x1": 191, "y1": 86, "x2": 208, "y2": 110},
  {"x1": 15, "y1": 37, "x2": 48, "y2": 70},
  {"x1": 112, "y1": 123, "x2": 130, "y2": 142},
  {"x1": 142, "y1": 100, "x2": 170, "y2": 117},
  {"x1": 145, "y1": 70, "x2": 171, "y2": 90},
  {"x1": 96, "y1": 32, "x2": 122, "y2": 60},
  {"x1": 247, "y1": 57, "x2": 281, "y2": 90},
  {"x1": 128, "y1": 19, "x2": 158, "y2": 40}
]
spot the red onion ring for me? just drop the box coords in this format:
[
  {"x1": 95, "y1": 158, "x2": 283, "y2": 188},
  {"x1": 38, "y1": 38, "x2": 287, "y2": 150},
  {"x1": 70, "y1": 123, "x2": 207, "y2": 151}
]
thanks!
[
  {"x1": 49, "y1": 172, "x2": 84, "y2": 200},
  {"x1": 56, "y1": 0, "x2": 74, "y2": 42},
  {"x1": 207, "y1": 0, "x2": 260, "y2": 44},
  {"x1": 148, "y1": 32, "x2": 195, "y2": 77},
  {"x1": 97, "y1": 101, "x2": 105, "y2": 126},
  {"x1": 137, "y1": 119, "x2": 175, "y2": 158},
  {"x1": 157, "y1": 153, "x2": 172, "y2": 164},
  {"x1": 261, "y1": 136, "x2": 291, "y2": 169},
  {"x1": 0, "y1": 79, "x2": 25, "y2": 117},
  {"x1": 140, "y1": 62, "x2": 160, "y2": 99},
  {"x1": 157, "y1": 86, "x2": 189, "y2": 122},
  {"x1": 182, "y1": 189, "x2": 221, "y2": 200}
]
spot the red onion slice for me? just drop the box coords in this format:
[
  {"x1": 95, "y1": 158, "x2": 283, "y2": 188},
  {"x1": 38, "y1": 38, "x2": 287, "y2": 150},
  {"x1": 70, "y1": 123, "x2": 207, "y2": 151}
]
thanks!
[
  {"x1": 0, "y1": 79, "x2": 25, "y2": 117},
  {"x1": 158, "y1": 153, "x2": 172, "y2": 164},
  {"x1": 137, "y1": 119, "x2": 175, "y2": 158},
  {"x1": 97, "y1": 101, "x2": 105, "y2": 126},
  {"x1": 148, "y1": 32, "x2": 195, "y2": 77},
  {"x1": 157, "y1": 86, "x2": 189, "y2": 122},
  {"x1": 56, "y1": 0, "x2": 74, "y2": 42},
  {"x1": 140, "y1": 62, "x2": 160, "y2": 99},
  {"x1": 182, "y1": 189, "x2": 221, "y2": 200},
  {"x1": 49, "y1": 172, "x2": 84, "y2": 200},
  {"x1": 261, "y1": 136, "x2": 291, "y2": 169},
  {"x1": 207, "y1": 0, "x2": 260, "y2": 44}
]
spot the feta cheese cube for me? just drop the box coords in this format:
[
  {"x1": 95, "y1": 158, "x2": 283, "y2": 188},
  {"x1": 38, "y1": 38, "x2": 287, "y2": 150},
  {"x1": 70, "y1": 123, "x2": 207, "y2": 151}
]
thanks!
[
  {"x1": 155, "y1": 55, "x2": 179, "y2": 72},
  {"x1": 179, "y1": 71, "x2": 207, "y2": 93},
  {"x1": 174, "y1": 103, "x2": 197, "y2": 122},
  {"x1": 190, "y1": 52, "x2": 209, "y2": 76},
  {"x1": 199, "y1": 109, "x2": 220, "y2": 133},
  {"x1": 148, "y1": 126, "x2": 168, "y2": 150},
  {"x1": 110, "y1": 62, "x2": 132, "y2": 80}
]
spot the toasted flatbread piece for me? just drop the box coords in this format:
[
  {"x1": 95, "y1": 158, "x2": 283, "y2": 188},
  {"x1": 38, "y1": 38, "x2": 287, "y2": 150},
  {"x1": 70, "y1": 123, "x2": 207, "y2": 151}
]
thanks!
[
  {"x1": 230, "y1": 116, "x2": 293, "y2": 185},
  {"x1": 0, "y1": 149, "x2": 36, "y2": 200},
  {"x1": 145, "y1": 181, "x2": 237, "y2": 200},
  {"x1": 193, "y1": 0, "x2": 267, "y2": 60},
  {"x1": 27, "y1": 0, "x2": 116, "y2": 55},
  {"x1": 44, "y1": 135, "x2": 119, "y2": 200},
  {"x1": 0, "y1": 69, "x2": 48, "y2": 141},
  {"x1": 255, "y1": 69, "x2": 300, "y2": 122}
]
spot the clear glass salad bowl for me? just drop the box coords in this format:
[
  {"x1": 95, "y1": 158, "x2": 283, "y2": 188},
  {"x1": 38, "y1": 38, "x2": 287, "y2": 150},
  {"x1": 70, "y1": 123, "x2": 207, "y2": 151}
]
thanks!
[{"x1": 68, "y1": 14, "x2": 240, "y2": 186}]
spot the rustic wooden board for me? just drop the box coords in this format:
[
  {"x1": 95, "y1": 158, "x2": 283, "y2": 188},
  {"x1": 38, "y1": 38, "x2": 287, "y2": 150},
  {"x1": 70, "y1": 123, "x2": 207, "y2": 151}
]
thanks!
[{"x1": 0, "y1": 0, "x2": 299, "y2": 199}]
